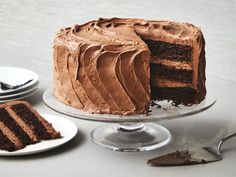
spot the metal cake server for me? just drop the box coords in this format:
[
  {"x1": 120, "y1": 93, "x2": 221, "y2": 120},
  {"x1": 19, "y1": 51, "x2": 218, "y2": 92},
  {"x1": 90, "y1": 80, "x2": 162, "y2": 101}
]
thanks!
[
  {"x1": 0, "y1": 79, "x2": 33, "y2": 91},
  {"x1": 147, "y1": 132, "x2": 236, "y2": 166}
]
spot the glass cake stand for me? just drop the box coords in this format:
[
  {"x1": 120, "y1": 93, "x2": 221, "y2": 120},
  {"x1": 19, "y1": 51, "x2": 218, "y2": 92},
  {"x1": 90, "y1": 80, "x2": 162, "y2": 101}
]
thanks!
[{"x1": 43, "y1": 89, "x2": 216, "y2": 152}]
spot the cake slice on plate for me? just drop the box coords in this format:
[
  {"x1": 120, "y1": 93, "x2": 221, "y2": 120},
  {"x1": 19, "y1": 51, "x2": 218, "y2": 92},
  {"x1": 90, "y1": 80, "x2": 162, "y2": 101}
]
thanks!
[{"x1": 0, "y1": 101, "x2": 61, "y2": 152}]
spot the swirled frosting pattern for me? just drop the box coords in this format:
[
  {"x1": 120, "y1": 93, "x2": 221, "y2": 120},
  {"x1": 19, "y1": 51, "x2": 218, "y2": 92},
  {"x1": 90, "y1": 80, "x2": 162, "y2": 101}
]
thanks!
[{"x1": 53, "y1": 18, "x2": 205, "y2": 115}]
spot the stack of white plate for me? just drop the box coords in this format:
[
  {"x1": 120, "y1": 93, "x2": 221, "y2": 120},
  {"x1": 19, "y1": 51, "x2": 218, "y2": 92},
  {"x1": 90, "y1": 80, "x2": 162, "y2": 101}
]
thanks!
[{"x1": 0, "y1": 66, "x2": 39, "y2": 103}]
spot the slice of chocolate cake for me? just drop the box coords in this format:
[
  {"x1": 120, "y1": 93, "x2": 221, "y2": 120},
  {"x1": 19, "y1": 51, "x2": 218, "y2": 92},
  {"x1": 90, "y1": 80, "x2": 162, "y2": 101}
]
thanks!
[{"x1": 0, "y1": 101, "x2": 61, "y2": 152}]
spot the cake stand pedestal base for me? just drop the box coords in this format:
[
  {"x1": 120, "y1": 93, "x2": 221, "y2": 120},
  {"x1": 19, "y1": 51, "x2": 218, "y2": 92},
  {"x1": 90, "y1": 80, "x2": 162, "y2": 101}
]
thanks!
[{"x1": 91, "y1": 123, "x2": 171, "y2": 152}]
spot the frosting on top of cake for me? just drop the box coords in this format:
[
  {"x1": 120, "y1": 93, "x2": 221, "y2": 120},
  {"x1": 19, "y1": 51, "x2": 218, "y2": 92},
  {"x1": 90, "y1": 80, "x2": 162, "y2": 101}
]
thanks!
[{"x1": 57, "y1": 18, "x2": 201, "y2": 46}]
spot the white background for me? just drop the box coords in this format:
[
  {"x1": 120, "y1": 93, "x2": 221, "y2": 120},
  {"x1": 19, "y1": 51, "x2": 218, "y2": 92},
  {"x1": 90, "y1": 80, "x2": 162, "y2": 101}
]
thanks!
[{"x1": 0, "y1": 0, "x2": 236, "y2": 176}]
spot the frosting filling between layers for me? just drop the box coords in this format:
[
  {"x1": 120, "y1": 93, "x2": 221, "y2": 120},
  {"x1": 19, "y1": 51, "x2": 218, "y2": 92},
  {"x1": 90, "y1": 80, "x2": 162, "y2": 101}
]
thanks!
[
  {"x1": 151, "y1": 64, "x2": 193, "y2": 83},
  {"x1": 150, "y1": 58, "x2": 193, "y2": 70},
  {"x1": 151, "y1": 78, "x2": 193, "y2": 88}
]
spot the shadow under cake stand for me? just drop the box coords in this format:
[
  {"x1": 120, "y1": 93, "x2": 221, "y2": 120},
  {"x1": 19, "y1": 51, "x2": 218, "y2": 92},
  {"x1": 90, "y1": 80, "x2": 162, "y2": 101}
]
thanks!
[{"x1": 43, "y1": 89, "x2": 216, "y2": 152}]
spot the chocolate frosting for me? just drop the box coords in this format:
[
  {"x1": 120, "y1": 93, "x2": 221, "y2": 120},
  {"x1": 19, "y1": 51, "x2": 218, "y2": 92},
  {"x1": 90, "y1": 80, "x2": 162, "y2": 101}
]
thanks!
[{"x1": 53, "y1": 18, "x2": 205, "y2": 114}]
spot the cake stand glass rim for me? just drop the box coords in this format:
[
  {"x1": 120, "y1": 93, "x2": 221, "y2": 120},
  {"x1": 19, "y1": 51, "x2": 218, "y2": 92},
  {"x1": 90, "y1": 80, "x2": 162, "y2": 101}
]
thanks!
[{"x1": 43, "y1": 88, "x2": 216, "y2": 123}]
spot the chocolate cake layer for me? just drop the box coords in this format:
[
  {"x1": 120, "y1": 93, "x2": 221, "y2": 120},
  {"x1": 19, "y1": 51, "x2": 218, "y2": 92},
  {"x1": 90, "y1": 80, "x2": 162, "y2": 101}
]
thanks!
[
  {"x1": 151, "y1": 64, "x2": 193, "y2": 83},
  {"x1": 151, "y1": 87, "x2": 197, "y2": 105},
  {"x1": 143, "y1": 39, "x2": 192, "y2": 62},
  {"x1": 0, "y1": 129, "x2": 17, "y2": 152},
  {"x1": 150, "y1": 58, "x2": 192, "y2": 70},
  {"x1": 0, "y1": 108, "x2": 33, "y2": 146},
  {"x1": 12, "y1": 104, "x2": 52, "y2": 140}
]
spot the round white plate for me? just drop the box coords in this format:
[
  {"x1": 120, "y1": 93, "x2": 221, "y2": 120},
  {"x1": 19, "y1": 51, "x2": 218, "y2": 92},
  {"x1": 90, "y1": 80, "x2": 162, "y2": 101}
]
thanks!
[
  {"x1": 0, "y1": 81, "x2": 39, "y2": 99},
  {"x1": 0, "y1": 86, "x2": 38, "y2": 103},
  {"x1": 0, "y1": 114, "x2": 78, "y2": 156},
  {"x1": 0, "y1": 66, "x2": 38, "y2": 95}
]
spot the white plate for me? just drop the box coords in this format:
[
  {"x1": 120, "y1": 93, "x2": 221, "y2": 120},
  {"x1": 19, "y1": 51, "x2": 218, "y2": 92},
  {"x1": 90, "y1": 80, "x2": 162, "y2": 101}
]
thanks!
[
  {"x1": 0, "y1": 86, "x2": 38, "y2": 103},
  {"x1": 0, "y1": 114, "x2": 78, "y2": 156},
  {"x1": 0, "y1": 66, "x2": 38, "y2": 95},
  {"x1": 0, "y1": 81, "x2": 39, "y2": 99}
]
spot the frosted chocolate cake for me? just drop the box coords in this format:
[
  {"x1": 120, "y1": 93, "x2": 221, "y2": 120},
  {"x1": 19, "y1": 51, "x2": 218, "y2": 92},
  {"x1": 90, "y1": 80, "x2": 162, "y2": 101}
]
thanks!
[{"x1": 53, "y1": 18, "x2": 206, "y2": 115}]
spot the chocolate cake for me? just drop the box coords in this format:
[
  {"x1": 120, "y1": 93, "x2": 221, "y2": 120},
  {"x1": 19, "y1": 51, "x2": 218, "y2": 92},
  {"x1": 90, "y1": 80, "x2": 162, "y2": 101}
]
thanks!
[
  {"x1": 0, "y1": 101, "x2": 61, "y2": 152},
  {"x1": 53, "y1": 18, "x2": 206, "y2": 115}
]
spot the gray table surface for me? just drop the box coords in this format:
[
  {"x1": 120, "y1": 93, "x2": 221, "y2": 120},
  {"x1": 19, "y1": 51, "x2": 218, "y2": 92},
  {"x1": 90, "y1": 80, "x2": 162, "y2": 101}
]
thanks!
[{"x1": 1, "y1": 0, "x2": 236, "y2": 176}]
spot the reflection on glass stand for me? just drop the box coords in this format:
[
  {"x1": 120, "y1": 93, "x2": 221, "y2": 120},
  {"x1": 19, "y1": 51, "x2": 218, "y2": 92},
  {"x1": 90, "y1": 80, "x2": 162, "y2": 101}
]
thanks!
[
  {"x1": 43, "y1": 89, "x2": 216, "y2": 152},
  {"x1": 91, "y1": 122, "x2": 171, "y2": 151}
]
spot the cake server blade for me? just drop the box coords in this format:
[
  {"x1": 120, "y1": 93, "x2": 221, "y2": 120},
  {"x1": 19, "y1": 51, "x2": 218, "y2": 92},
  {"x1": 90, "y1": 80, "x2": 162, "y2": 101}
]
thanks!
[
  {"x1": 147, "y1": 149, "x2": 220, "y2": 166},
  {"x1": 147, "y1": 132, "x2": 236, "y2": 166}
]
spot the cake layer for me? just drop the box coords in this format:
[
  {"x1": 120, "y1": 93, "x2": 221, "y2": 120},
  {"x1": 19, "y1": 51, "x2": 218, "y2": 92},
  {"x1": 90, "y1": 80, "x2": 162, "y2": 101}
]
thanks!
[
  {"x1": 151, "y1": 64, "x2": 193, "y2": 83},
  {"x1": 0, "y1": 129, "x2": 17, "y2": 152},
  {"x1": 151, "y1": 87, "x2": 198, "y2": 105},
  {"x1": 144, "y1": 39, "x2": 192, "y2": 62}
]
